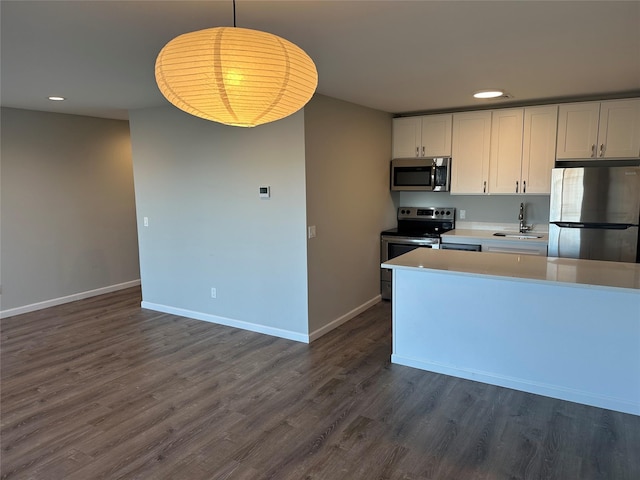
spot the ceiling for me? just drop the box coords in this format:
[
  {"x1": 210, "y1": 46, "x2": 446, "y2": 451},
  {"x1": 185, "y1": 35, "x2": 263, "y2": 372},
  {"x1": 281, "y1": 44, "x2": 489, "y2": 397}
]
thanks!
[{"x1": 1, "y1": 1, "x2": 639, "y2": 121}]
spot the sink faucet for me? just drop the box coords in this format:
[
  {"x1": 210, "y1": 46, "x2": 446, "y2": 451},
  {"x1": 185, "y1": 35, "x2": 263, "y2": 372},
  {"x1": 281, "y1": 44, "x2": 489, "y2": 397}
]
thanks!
[{"x1": 519, "y1": 202, "x2": 533, "y2": 233}]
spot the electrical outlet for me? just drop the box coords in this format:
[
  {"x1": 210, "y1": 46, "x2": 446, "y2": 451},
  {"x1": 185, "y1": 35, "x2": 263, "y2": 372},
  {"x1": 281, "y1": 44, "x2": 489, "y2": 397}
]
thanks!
[
  {"x1": 308, "y1": 225, "x2": 316, "y2": 239},
  {"x1": 460, "y1": 210, "x2": 466, "y2": 220},
  {"x1": 210, "y1": 287, "x2": 217, "y2": 299},
  {"x1": 143, "y1": 216, "x2": 149, "y2": 227}
]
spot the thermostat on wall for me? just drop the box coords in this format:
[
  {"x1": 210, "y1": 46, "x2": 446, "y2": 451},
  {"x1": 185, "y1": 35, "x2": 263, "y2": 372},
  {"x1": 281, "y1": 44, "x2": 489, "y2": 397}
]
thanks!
[{"x1": 259, "y1": 186, "x2": 271, "y2": 199}]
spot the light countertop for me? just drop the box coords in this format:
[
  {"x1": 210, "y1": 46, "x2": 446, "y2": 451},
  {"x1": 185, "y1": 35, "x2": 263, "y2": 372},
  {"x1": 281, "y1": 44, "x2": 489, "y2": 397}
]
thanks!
[
  {"x1": 382, "y1": 248, "x2": 640, "y2": 292},
  {"x1": 442, "y1": 229, "x2": 548, "y2": 244}
]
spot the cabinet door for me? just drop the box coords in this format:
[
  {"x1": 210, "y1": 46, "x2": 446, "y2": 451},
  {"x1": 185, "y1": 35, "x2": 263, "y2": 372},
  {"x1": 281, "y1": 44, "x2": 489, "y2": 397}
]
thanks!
[
  {"x1": 489, "y1": 108, "x2": 524, "y2": 194},
  {"x1": 392, "y1": 117, "x2": 421, "y2": 158},
  {"x1": 421, "y1": 114, "x2": 452, "y2": 157},
  {"x1": 451, "y1": 111, "x2": 492, "y2": 194},
  {"x1": 556, "y1": 102, "x2": 600, "y2": 159},
  {"x1": 522, "y1": 105, "x2": 558, "y2": 194},
  {"x1": 598, "y1": 99, "x2": 640, "y2": 159}
]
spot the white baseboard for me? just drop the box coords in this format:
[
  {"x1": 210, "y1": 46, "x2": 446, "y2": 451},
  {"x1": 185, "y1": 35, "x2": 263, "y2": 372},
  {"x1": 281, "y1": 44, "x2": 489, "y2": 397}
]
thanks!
[
  {"x1": 141, "y1": 295, "x2": 382, "y2": 345},
  {"x1": 308, "y1": 295, "x2": 381, "y2": 342},
  {"x1": 140, "y1": 301, "x2": 310, "y2": 343},
  {"x1": 391, "y1": 354, "x2": 640, "y2": 417},
  {"x1": 0, "y1": 280, "x2": 141, "y2": 319}
]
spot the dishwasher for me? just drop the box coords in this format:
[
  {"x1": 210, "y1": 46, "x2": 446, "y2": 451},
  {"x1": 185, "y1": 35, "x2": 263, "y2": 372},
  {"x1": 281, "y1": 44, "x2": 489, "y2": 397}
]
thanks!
[{"x1": 440, "y1": 243, "x2": 481, "y2": 252}]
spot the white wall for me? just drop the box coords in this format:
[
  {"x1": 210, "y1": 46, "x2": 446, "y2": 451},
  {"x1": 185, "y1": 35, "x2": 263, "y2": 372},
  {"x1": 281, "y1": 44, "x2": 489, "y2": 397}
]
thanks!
[
  {"x1": 0, "y1": 108, "x2": 140, "y2": 315},
  {"x1": 304, "y1": 95, "x2": 395, "y2": 335},
  {"x1": 128, "y1": 106, "x2": 309, "y2": 339}
]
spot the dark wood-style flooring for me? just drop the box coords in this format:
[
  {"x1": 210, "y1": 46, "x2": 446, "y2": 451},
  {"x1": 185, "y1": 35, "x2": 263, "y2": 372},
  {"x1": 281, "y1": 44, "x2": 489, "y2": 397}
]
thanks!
[{"x1": 1, "y1": 287, "x2": 639, "y2": 479}]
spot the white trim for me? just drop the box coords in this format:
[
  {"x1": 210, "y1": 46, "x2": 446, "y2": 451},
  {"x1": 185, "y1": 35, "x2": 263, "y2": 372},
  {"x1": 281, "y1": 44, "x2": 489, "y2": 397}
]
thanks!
[
  {"x1": 140, "y1": 301, "x2": 310, "y2": 343},
  {"x1": 0, "y1": 280, "x2": 141, "y2": 319},
  {"x1": 140, "y1": 296, "x2": 382, "y2": 345},
  {"x1": 391, "y1": 354, "x2": 640, "y2": 417},
  {"x1": 308, "y1": 295, "x2": 382, "y2": 342}
]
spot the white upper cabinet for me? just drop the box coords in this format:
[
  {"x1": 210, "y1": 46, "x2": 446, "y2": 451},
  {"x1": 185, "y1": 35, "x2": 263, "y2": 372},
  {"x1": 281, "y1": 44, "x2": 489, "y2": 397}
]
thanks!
[
  {"x1": 488, "y1": 108, "x2": 524, "y2": 194},
  {"x1": 451, "y1": 111, "x2": 492, "y2": 194},
  {"x1": 521, "y1": 105, "x2": 558, "y2": 194},
  {"x1": 392, "y1": 117, "x2": 421, "y2": 158},
  {"x1": 598, "y1": 99, "x2": 640, "y2": 158},
  {"x1": 393, "y1": 97, "x2": 635, "y2": 195},
  {"x1": 490, "y1": 106, "x2": 558, "y2": 195},
  {"x1": 452, "y1": 106, "x2": 557, "y2": 195},
  {"x1": 421, "y1": 114, "x2": 453, "y2": 157},
  {"x1": 557, "y1": 99, "x2": 640, "y2": 159},
  {"x1": 556, "y1": 102, "x2": 600, "y2": 159},
  {"x1": 392, "y1": 114, "x2": 452, "y2": 158}
]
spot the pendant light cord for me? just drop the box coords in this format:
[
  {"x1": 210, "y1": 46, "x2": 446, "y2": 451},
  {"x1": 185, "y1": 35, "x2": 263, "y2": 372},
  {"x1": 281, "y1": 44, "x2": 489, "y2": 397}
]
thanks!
[{"x1": 233, "y1": 0, "x2": 237, "y2": 27}]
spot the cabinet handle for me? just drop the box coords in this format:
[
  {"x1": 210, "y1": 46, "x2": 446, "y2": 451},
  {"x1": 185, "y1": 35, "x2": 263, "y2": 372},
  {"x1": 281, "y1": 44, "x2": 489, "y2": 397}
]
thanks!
[
  {"x1": 523, "y1": 180, "x2": 527, "y2": 193},
  {"x1": 599, "y1": 144, "x2": 605, "y2": 157},
  {"x1": 591, "y1": 144, "x2": 596, "y2": 158},
  {"x1": 421, "y1": 146, "x2": 425, "y2": 156},
  {"x1": 516, "y1": 181, "x2": 519, "y2": 193},
  {"x1": 416, "y1": 146, "x2": 419, "y2": 157},
  {"x1": 483, "y1": 181, "x2": 487, "y2": 193}
]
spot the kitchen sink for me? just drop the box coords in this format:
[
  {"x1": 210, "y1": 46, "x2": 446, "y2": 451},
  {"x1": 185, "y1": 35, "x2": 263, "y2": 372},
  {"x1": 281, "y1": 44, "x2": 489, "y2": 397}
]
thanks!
[{"x1": 493, "y1": 232, "x2": 543, "y2": 239}]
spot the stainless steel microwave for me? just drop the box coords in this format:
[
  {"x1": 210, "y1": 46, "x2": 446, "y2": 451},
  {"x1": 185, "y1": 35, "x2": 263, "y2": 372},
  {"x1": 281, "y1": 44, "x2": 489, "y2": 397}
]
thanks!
[{"x1": 390, "y1": 157, "x2": 451, "y2": 192}]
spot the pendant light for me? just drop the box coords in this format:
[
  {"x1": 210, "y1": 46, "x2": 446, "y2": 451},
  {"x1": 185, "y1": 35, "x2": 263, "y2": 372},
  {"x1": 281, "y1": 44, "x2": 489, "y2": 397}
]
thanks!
[{"x1": 155, "y1": 1, "x2": 318, "y2": 127}]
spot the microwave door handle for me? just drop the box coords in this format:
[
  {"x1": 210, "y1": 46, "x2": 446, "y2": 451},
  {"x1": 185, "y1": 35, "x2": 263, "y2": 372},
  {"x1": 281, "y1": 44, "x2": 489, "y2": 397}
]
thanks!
[{"x1": 430, "y1": 163, "x2": 436, "y2": 190}]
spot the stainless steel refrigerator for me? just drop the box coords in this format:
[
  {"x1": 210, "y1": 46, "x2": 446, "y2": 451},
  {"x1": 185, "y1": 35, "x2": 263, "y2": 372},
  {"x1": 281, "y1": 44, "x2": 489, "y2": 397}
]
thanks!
[{"x1": 548, "y1": 166, "x2": 640, "y2": 263}]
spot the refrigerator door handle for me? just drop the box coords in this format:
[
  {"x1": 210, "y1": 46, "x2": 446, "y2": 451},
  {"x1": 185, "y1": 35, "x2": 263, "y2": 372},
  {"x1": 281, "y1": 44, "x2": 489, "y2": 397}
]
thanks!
[{"x1": 551, "y1": 222, "x2": 634, "y2": 230}]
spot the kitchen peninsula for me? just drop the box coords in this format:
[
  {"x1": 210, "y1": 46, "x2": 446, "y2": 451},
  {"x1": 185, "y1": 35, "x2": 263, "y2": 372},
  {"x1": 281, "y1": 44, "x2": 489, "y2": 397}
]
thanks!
[{"x1": 382, "y1": 248, "x2": 640, "y2": 416}]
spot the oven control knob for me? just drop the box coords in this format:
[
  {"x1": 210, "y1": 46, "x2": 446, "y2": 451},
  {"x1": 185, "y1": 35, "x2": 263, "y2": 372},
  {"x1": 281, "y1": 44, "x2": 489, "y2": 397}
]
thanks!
[{"x1": 446, "y1": 210, "x2": 451, "y2": 215}]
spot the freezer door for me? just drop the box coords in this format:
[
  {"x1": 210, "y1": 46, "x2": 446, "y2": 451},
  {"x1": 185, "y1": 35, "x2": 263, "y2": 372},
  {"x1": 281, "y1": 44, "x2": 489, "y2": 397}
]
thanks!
[
  {"x1": 549, "y1": 167, "x2": 640, "y2": 224},
  {"x1": 548, "y1": 224, "x2": 639, "y2": 262}
]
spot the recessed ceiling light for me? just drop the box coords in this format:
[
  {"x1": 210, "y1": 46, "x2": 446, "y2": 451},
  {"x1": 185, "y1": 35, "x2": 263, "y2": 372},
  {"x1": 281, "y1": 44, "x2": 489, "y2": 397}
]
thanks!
[
  {"x1": 473, "y1": 89, "x2": 505, "y2": 99},
  {"x1": 48, "y1": 96, "x2": 65, "y2": 101}
]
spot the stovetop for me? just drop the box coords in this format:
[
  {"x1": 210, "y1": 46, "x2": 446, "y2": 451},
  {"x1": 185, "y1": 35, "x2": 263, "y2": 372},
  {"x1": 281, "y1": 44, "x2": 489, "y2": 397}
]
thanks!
[
  {"x1": 381, "y1": 206, "x2": 455, "y2": 238},
  {"x1": 380, "y1": 227, "x2": 445, "y2": 238}
]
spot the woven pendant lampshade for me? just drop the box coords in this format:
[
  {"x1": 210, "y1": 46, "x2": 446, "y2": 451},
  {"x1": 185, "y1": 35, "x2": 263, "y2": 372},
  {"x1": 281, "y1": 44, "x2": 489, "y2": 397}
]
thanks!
[{"x1": 155, "y1": 27, "x2": 318, "y2": 127}]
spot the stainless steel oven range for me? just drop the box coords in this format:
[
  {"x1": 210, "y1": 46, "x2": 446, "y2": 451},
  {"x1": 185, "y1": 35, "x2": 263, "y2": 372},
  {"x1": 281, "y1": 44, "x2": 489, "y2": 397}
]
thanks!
[{"x1": 380, "y1": 206, "x2": 455, "y2": 300}]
